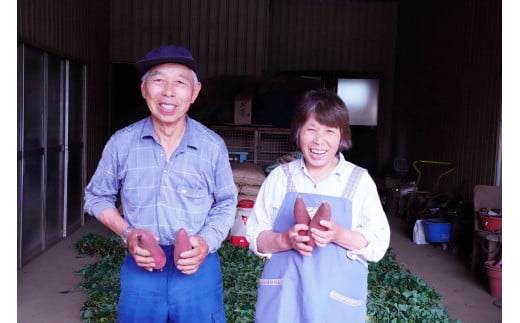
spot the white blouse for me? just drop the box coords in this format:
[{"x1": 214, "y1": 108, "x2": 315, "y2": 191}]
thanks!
[{"x1": 246, "y1": 154, "x2": 391, "y2": 263}]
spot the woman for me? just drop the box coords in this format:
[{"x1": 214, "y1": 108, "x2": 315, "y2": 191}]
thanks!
[{"x1": 246, "y1": 88, "x2": 390, "y2": 322}]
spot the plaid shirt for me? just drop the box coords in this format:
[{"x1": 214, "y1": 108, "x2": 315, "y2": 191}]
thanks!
[{"x1": 84, "y1": 116, "x2": 237, "y2": 252}]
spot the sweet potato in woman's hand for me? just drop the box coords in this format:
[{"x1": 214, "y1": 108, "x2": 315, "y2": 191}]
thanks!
[
  {"x1": 174, "y1": 227, "x2": 192, "y2": 266},
  {"x1": 294, "y1": 195, "x2": 311, "y2": 237},
  {"x1": 136, "y1": 230, "x2": 166, "y2": 270},
  {"x1": 308, "y1": 201, "x2": 331, "y2": 247}
]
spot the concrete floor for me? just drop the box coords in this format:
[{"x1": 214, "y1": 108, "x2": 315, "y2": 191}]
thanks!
[
  {"x1": 387, "y1": 215, "x2": 502, "y2": 323},
  {"x1": 17, "y1": 214, "x2": 502, "y2": 322}
]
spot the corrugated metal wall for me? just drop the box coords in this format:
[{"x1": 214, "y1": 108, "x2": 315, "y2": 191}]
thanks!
[
  {"x1": 110, "y1": 0, "x2": 271, "y2": 79},
  {"x1": 18, "y1": 0, "x2": 501, "y2": 204},
  {"x1": 394, "y1": 0, "x2": 501, "y2": 201},
  {"x1": 109, "y1": 0, "x2": 399, "y2": 172},
  {"x1": 268, "y1": 0, "x2": 397, "y2": 72},
  {"x1": 18, "y1": 0, "x2": 89, "y2": 62},
  {"x1": 266, "y1": 0, "x2": 398, "y2": 183}
]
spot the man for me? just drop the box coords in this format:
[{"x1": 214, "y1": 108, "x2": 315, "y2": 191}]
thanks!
[{"x1": 84, "y1": 45, "x2": 237, "y2": 322}]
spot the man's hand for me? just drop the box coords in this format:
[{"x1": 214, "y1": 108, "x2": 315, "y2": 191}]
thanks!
[
  {"x1": 126, "y1": 229, "x2": 161, "y2": 272},
  {"x1": 175, "y1": 235, "x2": 209, "y2": 275}
]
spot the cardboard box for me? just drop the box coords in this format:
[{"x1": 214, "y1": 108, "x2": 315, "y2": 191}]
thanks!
[{"x1": 234, "y1": 97, "x2": 252, "y2": 124}]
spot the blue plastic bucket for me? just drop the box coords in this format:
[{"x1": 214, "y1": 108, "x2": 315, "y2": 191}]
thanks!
[{"x1": 422, "y1": 219, "x2": 451, "y2": 243}]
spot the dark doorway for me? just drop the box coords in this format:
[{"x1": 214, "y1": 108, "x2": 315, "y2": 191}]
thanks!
[{"x1": 110, "y1": 64, "x2": 149, "y2": 134}]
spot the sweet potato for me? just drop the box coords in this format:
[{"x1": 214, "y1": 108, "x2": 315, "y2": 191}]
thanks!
[
  {"x1": 174, "y1": 227, "x2": 192, "y2": 266},
  {"x1": 136, "y1": 230, "x2": 166, "y2": 270},
  {"x1": 294, "y1": 195, "x2": 311, "y2": 236},
  {"x1": 308, "y1": 201, "x2": 331, "y2": 247}
]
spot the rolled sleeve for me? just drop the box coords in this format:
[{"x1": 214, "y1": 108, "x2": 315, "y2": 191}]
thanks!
[
  {"x1": 246, "y1": 167, "x2": 286, "y2": 258},
  {"x1": 84, "y1": 138, "x2": 120, "y2": 218},
  {"x1": 348, "y1": 174, "x2": 391, "y2": 263},
  {"x1": 350, "y1": 223, "x2": 391, "y2": 263}
]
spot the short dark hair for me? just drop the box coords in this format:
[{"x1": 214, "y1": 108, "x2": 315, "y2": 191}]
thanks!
[{"x1": 291, "y1": 88, "x2": 352, "y2": 152}]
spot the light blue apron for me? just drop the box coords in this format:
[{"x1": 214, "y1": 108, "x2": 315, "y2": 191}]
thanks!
[{"x1": 255, "y1": 164, "x2": 368, "y2": 323}]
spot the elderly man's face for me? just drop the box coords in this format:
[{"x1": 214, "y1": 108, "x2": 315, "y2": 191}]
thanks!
[{"x1": 140, "y1": 63, "x2": 201, "y2": 127}]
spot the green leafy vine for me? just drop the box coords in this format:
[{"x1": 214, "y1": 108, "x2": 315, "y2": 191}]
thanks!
[{"x1": 72, "y1": 233, "x2": 459, "y2": 323}]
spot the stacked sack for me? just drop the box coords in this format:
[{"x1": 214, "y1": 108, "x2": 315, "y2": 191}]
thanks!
[
  {"x1": 231, "y1": 163, "x2": 266, "y2": 201},
  {"x1": 264, "y1": 151, "x2": 302, "y2": 174}
]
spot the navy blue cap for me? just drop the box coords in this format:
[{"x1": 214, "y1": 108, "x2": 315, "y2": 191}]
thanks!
[{"x1": 135, "y1": 45, "x2": 199, "y2": 80}]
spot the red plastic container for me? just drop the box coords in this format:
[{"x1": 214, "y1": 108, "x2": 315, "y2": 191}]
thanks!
[
  {"x1": 229, "y1": 199, "x2": 254, "y2": 248},
  {"x1": 230, "y1": 236, "x2": 249, "y2": 247},
  {"x1": 479, "y1": 213, "x2": 502, "y2": 232},
  {"x1": 484, "y1": 260, "x2": 502, "y2": 297}
]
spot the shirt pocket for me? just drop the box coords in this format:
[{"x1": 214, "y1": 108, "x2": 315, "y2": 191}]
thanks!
[{"x1": 173, "y1": 185, "x2": 213, "y2": 223}]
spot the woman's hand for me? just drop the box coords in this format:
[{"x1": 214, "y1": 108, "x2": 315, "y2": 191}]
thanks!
[
  {"x1": 311, "y1": 221, "x2": 368, "y2": 251},
  {"x1": 285, "y1": 223, "x2": 313, "y2": 256},
  {"x1": 310, "y1": 219, "x2": 339, "y2": 248}
]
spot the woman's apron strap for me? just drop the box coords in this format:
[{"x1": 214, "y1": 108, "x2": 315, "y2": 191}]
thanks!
[
  {"x1": 341, "y1": 166, "x2": 365, "y2": 200},
  {"x1": 281, "y1": 163, "x2": 296, "y2": 192},
  {"x1": 282, "y1": 163, "x2": 366, "y2": 200}
]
